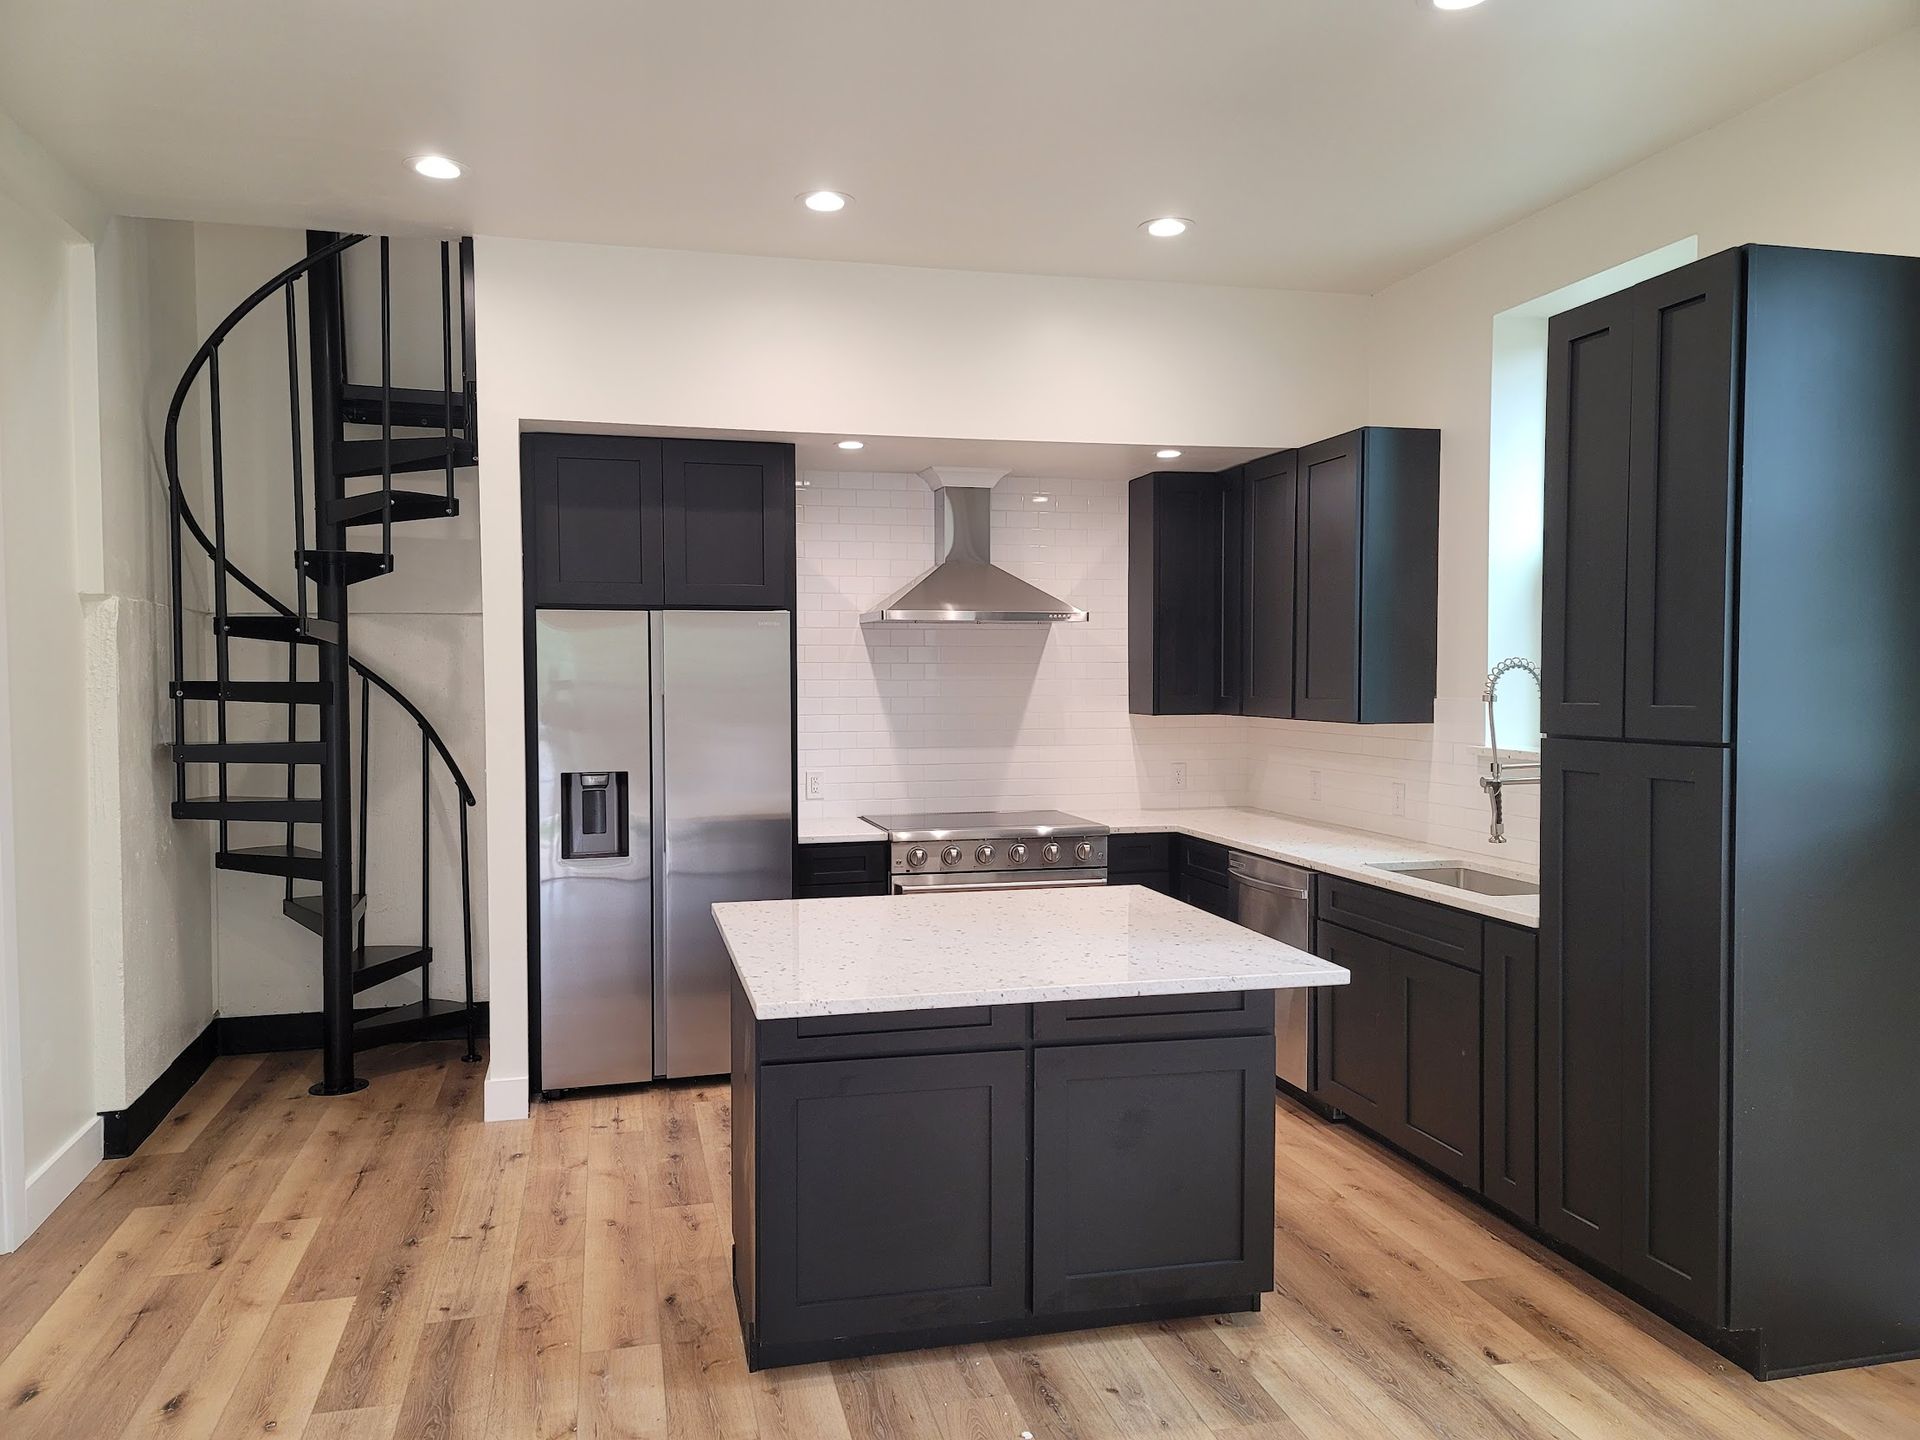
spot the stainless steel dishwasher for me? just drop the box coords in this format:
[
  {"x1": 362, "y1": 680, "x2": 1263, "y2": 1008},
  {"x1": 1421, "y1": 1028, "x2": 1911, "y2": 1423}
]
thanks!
[{"x1": 1228, "y1": 852, "x2": 1316, "y2": 1091}]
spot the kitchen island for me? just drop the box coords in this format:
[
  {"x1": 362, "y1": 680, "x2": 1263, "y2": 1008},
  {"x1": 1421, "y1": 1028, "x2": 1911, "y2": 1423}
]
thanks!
[{"x1": 714, "y1": 884, "x2": 1349, "y2": 1369}]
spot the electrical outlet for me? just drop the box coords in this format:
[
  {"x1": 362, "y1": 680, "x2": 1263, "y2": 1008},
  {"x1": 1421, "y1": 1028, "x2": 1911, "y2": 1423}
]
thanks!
[
  {"x1": 1170, "y1": 761, "x2": 1188, "y2": 792},
  {"x1": 1310, "y1": 770, "x2": 1322, "y2": 801},
  {"x1": 805, "y1": 771, "x2": 824, "y2": 800},
  {"x1": 1392, "y1": 782, "x2": 1407, "y2": 817}
]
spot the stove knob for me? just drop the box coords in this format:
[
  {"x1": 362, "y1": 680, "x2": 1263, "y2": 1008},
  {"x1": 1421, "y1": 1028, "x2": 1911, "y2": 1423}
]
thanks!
[
  {"x1": 1008, "y1": 843, "x2": 1028, "y2": 864},
  {"x1": 1042, "y1": 841, "x2": 1061, "y2": 865},
  {"x1": 905, "y1": 846, "x2": 928, "y2": 869},
  {"x1": 1074, "y1": 840, "x2": 1094, "y2": 864},
  {"x1": 976, "y1": 843, "x2": 995, "y2": 865},
  {"x1": 942, "y1": 845, "x2": 963, "y2": 867}
]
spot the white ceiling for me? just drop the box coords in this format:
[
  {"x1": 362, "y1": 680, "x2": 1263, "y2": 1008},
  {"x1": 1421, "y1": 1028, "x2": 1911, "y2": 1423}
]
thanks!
[{"x1": 3, "y1": 0, "x2": 1914, "y2": 292}]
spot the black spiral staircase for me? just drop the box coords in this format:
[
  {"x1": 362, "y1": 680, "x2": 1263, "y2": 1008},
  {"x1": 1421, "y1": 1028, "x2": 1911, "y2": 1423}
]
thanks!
[{"x1": 165, "y1": 230, "x2": 480, "y2": 1095}]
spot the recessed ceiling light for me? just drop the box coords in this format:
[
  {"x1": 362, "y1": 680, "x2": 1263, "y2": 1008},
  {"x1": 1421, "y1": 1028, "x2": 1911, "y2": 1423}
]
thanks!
[
  {"x1": 1156, "y1": 449, "x2": 1183, "y2": 460},
  {"x1": 1432, "y1": 0, "x2": 1488, "y2": 9},
  {"x1": 410, "y1": 154, "x2": 463, "y2": 180},
  {"x1": 836, "y1": 439, "x2": 864, "y2": 450},
  {"x1": 1141, "y1": 217, "x2": 1191, "y2": 239},
  {"x1": 802, "y1": 190, "x2": 851, "y2": 213}
]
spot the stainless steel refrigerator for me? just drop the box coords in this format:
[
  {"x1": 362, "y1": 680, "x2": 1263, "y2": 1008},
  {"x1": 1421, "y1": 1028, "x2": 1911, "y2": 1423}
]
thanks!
[{"x1": 535, "y1": 609, "x2": 793, "y2": 1089}]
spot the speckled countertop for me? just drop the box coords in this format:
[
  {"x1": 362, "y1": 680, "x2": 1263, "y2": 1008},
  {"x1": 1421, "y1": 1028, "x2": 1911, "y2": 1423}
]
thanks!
[
  {"x1": 799, "y1": 806, "x2": 1539, "y2": 929},
  {"x1": 714, "y1": 884, "x2": 1350, "y2": 1020}
]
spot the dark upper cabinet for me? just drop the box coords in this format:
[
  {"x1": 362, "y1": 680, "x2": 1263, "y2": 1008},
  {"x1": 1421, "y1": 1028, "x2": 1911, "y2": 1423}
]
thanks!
[
  {"x1": 526, "y1": 433, "x2": 794, "y2": 609},
  {"x1": 1623, "y1": 251, "x2": 1741, "y2": 745},
  {"x1": 1031, "y1": 1035, "x2": 1274, "y2": 1314},
  {"x1": 1129, "y1": 471, "x2": 1243, "y2": 714},
  {"x1": 1241, "y1": 450, "x2": 1299, "y2": 719},
  {"x1": 1540, "y1": 738, "x2": 1728, "y2": 1325},
  {"x1": 662, "y1": 439, "x2": 795, "y2": 607},
  {"x1": 1541, "y1": 292, "x2": 1632, "y2": 740},
  {"x1": 1541, "y1": 251, "x2": 1741, "y2": 745},
  {"x1": 1293, "y1": 428, "x2": 1440, "y2": 724},
  {"x1": 525, "y1": 432, "x2": 666, "y2": 606},
  {"x1": 1480, "y1": 922, "x2": 1538, "y2": 1224},
  {"x1": 753, "y1": 1049, "x2": 1029, "y2": 1346}
]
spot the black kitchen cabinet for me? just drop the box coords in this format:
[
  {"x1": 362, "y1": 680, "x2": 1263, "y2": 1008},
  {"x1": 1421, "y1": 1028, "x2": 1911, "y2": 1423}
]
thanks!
[
  {"x1": 1541, "y1": 251, "x2": 1740, "y2": 745},
  {"x1": 1241, "y1": 449, "x2": 1299, "y2": 719},
  {"x1": 1176, "y1": 836, "x2": 1231, "y2": 918},
  {"x1": 1541, "y1": 292, "x2": 1631, "y2": 740},
  {"x1": 1539, "y1": 738, "x2": 1728, "y2": 1323},
  {"x1": 752, "y1": 1049, "x2": 1029, "y2": 1349},
  {"x1": 793, "y1": 841, "x2": 888, "y2": 897},
  {"x1": 525, "y1": 433, "x2": 795, "y2": 609},
  {"x1": 1128, "y1": 471, "x2": 1242, "y2": 714},
  {"x1": 662, "y1": 439, "x2": 795, "y2": 607},
  {"x1": 1480, "y1": 922, "x2": 1538, "y2": 1224},
  {"x1": 525, "y1": 432, "x2": 666, "y2": 606},
  {"x1": 1292, "y1": 428, "x2": 1440, "y2": 724},
  {"x1": 1312, "y1": 883, "x2": 1484, "y2": 1190},
  {"x1": 1106, "y1": 831, "x2": 1173, "y2": 896},
  {"x1": 1031, "y1": 1034, "x2": 1274, "y2": 1314}
]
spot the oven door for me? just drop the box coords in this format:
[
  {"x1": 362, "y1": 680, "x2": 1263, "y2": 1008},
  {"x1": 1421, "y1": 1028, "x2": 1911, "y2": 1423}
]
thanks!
[{"x1": 892, "y1": 872, "x2": 1107, "y2": 895}]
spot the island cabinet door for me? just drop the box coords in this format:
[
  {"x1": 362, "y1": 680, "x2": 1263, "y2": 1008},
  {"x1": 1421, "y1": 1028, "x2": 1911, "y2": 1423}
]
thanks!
[
  {"x1": 754, "y1": 1051, "x2": 1029, "y2": 1346},
  {"x1": 1031, "y1": 1035, "x2": 1275, "y2": 1315}
]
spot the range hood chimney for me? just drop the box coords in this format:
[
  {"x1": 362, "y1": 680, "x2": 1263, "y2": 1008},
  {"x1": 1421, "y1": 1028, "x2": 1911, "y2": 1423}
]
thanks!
[{"x1": 859, "y1": 468, "x2": 1089, "y2": 625}]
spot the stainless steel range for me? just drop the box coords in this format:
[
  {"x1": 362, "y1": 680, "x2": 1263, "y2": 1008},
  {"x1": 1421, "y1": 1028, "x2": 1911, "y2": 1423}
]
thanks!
[{"x1": 859, "y1": 809, "x2": 1110, "y2": 894}]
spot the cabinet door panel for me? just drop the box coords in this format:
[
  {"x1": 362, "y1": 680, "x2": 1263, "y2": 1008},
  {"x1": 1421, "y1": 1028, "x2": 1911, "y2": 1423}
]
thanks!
[
  {"x1": 1481, "y1": 923, "x2": 1539, "y2": 1223},
  {"x1": 1539, "y1": 740, "x2": 1627, "y2": 1268},
  {"x1": 1129, "y1": 473, "x2": 1241, "y2": 715},
  {"x1": 1542, "y1": 295, "x2": 1632, "y2": 739},
  {"x1": 526, "y1": 433, "x2": 665, "y2": 606},
  {"x1": 1311, "y1": 922, "x2": 1397, "y2": 1132},
  {"x1": 1293, "y1": 433, "x2": 1362, "y2": 722},
  {"x1": 1624, "y1": 251, "x2": 1742, "y2": 744},
  {"x1": 1178, "y1": 872, "x2": 1231, "y2": 919},
  {"x1": 1619, "y1": 744, "x2": 1728, "y2": 1323},
  {"x1": 662, "y1": 439, "x2": 794, "y2": 607},
  {"x1": 756, "y1": 1051, "x2": 1028, "y2": 1344},
  {"x1": 1242, "y1": 450, "x2": 1298, "y2": 718},
  {"x1": 1396, "y1": 951, "x2": 1482, "y2": 1188},
  {"x1": 1032, "y1": 1036, "x2": 1273, "y2": 1313}
]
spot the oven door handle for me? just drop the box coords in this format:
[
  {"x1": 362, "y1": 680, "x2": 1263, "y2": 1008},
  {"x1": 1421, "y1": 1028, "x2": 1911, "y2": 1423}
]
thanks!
[{"x1": 893, "y1": 875, "x2": 1108, "y2": 894}]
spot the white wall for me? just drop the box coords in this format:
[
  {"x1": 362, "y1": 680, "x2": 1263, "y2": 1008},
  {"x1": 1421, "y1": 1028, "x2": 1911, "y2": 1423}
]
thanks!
[
  {"x1": 797, "y1": 469, "x2": 1245, "y2": 819},
  {"x1": 475, "y1": 238, "x2": 1374, "y2": 1116}
]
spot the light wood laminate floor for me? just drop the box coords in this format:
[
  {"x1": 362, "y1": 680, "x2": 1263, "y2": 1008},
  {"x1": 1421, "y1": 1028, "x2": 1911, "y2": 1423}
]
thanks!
[{"x1": 1, "y1": 1042, "x2": 1914, "y2": 1439}]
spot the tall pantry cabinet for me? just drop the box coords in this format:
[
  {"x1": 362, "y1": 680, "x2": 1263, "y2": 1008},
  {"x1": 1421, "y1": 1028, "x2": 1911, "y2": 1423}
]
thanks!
[{"x1": 1539, "y1": 245, "x2": 1920, "y2": 1377}]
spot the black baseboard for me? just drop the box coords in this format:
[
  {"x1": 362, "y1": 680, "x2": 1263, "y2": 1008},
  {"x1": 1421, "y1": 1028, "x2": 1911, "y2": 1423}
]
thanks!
[
  {"x1": 216, "y1": 1001, "x2": 489, "y2": 1055},
  {"x1": 100, "y1": 1019, "x2": 219, "y2": 1159}
]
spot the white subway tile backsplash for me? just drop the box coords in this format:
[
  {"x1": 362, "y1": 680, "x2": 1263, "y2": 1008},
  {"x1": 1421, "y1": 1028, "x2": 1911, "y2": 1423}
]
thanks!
[{"x1": 795, "y1": 468, "x2": 1537, "y2": 855}]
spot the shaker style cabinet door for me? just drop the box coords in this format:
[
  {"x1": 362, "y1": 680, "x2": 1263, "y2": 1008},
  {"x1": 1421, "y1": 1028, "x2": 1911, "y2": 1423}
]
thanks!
[
  {"x1": 1031, "y1": 1036, "x2": 1274, "y2": 1314},
  {"x1": 1311, "y1": 922, "x2": 1399, "y2": 1133},
  {"x1": 525, "y1": 433, "x2": 666, "y2": 606},
  {"x1": 1292, "y1": 433, "x2": 1363, "y2": 722},
  {"x1": 753, "y1": 1050, "x2": 1029, "y2": 1346},
  {"x1": 661, "y1": 439, "x2": 795, "y2": 607},
  {"x1": 1394, "y1": 949, "x2": 1482, "y2": 1189},
  {"x1": 1480, "y1": 922, "x2": 1539, "y2": 1224},
  {"x1": 1622, "y1": 250, "x2": 1743, "y2": 746},
  {"x1": 1241, "y1": 449, "x2": 1299, "y2": 718},
  {"x1": 1541, "y1": 293, "x2": 1632, "y2": 739},
  {"x1": 1128, "y1": 471, "x2": 1243, "y2": 715}
]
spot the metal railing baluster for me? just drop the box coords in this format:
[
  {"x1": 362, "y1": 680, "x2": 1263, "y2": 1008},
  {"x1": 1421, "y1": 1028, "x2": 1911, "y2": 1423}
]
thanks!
[
  {"x1": 285, "y1": 282, "x2": 308, "y2": 629},
  {"x1": 357, "y1": 672, "x2": 371, "y2": 956},
  {"x1": 380, "y1": 237, "x2": 393, "y2": 565},
  {"x1": 441, "y1": 241, "x2": 455, "y2": 504}
]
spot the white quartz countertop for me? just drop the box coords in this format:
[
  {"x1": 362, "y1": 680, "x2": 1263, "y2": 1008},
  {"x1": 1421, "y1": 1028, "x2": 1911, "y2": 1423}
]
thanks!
[
  {"x1": 714, "y1": 884, "x2": 1350, "y2": 1020},
  {"x1": 798, "y1": 813, "x2": 888, "y2": 844},
  {"x1": 799, "y1": 807, "x2": 1538, "y2": 928}
]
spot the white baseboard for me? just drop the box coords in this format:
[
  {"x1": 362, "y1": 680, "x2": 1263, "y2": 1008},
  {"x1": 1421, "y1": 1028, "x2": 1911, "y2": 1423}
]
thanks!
[
  {"x1": 23, "y1": 1115, "x2": 103, "y2": 1237},
  {"x1": 483, "y1": 1070, "x2": 529, "y2": 1122}
]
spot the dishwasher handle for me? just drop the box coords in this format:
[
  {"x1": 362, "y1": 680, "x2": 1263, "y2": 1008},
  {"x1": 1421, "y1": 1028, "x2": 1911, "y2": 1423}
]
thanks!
[{"x1": 1230, "y1": 870, "x2": 1310, "y2": 901}]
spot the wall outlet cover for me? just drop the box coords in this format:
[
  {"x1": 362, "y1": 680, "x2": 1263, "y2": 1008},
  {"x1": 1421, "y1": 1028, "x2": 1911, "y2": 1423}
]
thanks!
[
  {"x1": 1170, "y1": 761, "x2": 1188, "y2": 791},
  {"x1": 805, "y1": 771, "x2": 824, "y2": 800},
  {"x1": 1310, "y1": 770, "x2": 1322, "y2": 801},
  {"x1": 1392, "y1": 782, "x2": 1407, "y2": 817}
]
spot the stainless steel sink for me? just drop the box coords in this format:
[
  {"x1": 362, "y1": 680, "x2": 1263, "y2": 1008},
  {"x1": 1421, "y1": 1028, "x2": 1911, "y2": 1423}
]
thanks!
[{"x1": 1369, "y1": 861, "x2": 1540, "y2": 897}]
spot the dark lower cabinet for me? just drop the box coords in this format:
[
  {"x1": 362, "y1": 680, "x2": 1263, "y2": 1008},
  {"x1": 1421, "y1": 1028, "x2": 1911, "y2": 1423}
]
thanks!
[
  {"x1": 1540, "y1": 738, "x2": 1728, "y2": 1325},
  {"x1": 1312, "y1": 905, "x2": 1484, "y2": 1190},
  {"x1": 1480, "y1": 923, "x2": 1538, "y2": 1224},
  {"x1": 1108, "y1": 832, "x2": 1174, "y2": 896},
  {"x1": 1032, "y1": 1035, "x2": 1274, "y2": 1314},
  {"x1": 753, "y1": 1049, "x2": 1029, "y2": 1348},
  {"x1": 793, "y1": 840, "x2": 888, "y2": 897},
  {"x1": 1176, "y1": 836, "x2": 1232, "y2": 918}
]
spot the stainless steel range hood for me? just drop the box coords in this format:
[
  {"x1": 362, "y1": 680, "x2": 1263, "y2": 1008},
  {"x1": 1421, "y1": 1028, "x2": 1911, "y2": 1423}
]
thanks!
[{"x1": 860, "y1": 468, "x2": 1089, "y2": 625}]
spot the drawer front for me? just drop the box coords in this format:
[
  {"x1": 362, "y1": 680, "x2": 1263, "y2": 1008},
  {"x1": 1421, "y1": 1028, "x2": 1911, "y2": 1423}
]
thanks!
[
  {"x1": 1317, "y1": 876, "x2": 1483, "y2": 970},
  {"x1": 1034, "y1": 990, "x2": 1273, "y2": 1044},
  {"x1": 794, "y1": 841, "x2": 888, "y2": 892},
  {"x1": 1108, "y1": 832, "x2": 1173, "y2": 874},
  {"x1": 1179, "y1": 837, "x2": 1231, "y2": 883},
  {"x1": 758, "y1": 1005, "x2": 1028, "y2": 1062}
]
